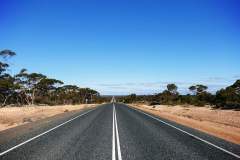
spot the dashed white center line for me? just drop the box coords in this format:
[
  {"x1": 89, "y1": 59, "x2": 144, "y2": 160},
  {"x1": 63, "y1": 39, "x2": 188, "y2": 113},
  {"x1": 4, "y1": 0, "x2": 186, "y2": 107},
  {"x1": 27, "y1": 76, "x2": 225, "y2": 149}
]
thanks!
[{"x1": 112, "y1": 103, "x2": 122, "y2": 160}]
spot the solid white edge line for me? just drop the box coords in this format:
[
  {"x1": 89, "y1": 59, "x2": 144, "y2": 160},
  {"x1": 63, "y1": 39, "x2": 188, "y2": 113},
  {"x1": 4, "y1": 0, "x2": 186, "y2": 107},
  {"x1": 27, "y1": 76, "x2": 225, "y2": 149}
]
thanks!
[
  {"x1": 112, "y1": 104, "x2": 116, "y2": 160},
  {"x1": 0, "y1": 107, "x2": 97, "y2": 157},
  {"x1": 114, "y1": 103, "x2": 123, "y2": 160},
  {"x1": 129, "y1": 106, "x2": 240, "y2": 159}
]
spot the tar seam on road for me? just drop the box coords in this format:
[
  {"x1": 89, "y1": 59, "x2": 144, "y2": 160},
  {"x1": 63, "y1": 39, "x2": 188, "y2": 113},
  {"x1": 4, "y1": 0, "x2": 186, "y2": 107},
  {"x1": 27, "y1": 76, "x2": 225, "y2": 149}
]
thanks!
[
  {"x1": 113, "y1": 103, "x2": 123, "y2": 160},
  {"x1": 129, "y1": 106, "x2": 240, "y2": 159},
  {"x1": 0, "y1": 107, "x2": 98, "y2": 157}
]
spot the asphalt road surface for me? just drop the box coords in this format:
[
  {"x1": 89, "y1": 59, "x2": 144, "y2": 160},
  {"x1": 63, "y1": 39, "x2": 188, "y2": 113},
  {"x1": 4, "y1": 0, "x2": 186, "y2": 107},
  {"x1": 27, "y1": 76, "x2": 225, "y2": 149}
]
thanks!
[{"x1": 0, "y1": 103, "x2": 240, "y2": 160}]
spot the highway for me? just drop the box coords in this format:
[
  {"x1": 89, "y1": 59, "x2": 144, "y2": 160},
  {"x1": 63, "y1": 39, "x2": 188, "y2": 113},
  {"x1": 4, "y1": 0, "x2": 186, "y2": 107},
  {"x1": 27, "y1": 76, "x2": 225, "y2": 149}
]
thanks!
[{"x1": 0, "y1": 103, "x2": 239, "y2": 160}]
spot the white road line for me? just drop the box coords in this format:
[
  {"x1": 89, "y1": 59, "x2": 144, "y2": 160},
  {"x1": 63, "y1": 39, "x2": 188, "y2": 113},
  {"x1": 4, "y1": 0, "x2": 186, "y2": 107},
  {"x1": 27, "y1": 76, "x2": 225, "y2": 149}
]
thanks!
[
  {"x1": 114, "y1": 103, "x2": 123, "y2": 160},
  {"x1": 112, "y1": 104, "x2": 116, "y2": 160},
  {"x1": 130, "y1": 106, "x2": 240, "y2": 159},
  {"x1": 0, "y1": 108, "x2": 97, "y2": 157}
]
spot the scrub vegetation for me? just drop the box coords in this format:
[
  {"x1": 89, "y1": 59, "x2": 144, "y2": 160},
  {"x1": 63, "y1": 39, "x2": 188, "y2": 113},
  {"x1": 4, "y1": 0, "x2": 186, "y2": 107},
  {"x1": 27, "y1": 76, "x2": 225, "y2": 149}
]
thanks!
[{"x1": 118, "y1": 82, "x2": 240, "y2": 109}]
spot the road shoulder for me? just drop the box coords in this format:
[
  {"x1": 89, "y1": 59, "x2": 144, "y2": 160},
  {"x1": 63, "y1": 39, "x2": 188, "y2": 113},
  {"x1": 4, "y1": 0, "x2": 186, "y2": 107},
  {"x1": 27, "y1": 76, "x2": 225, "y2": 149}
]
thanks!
[{"x1": 129, "y1": 103, "x2": 240, "y2": 145}]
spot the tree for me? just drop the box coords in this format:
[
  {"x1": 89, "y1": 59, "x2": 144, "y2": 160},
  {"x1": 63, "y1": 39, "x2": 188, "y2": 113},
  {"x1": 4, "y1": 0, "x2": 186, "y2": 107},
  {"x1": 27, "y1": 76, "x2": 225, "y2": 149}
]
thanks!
[
  {"x1": 215, "y1": 80, "x2": 240, "y2": 108},
  {"x1": 122, "y1": 94, "x2": 137, "y2": 103},
  {"x1": 0, "y1": 50, "x2": 16, "y2": 58},
  {"x1": 167, "y1": 83, "x2": 178, "y2": 95},
  {"x1": 0, "y1": 50, "x2": 16, "y2": 106},
  {"x1": 231, "y1": 80, "x2": 240, "y2": 95},
  {"x1": 189, "y1": 85, "x2": 207, "y2": 95},
  {"x1": 0, "y1": 62, "x2": 9, "y2": 75},
  {"x1": 56, "y1": 85, "x2": 80, "y2": 104},
  {"x1": 14, "y1": 69, "x2": 31, "y2": 105},
  {"x1": 36, "y1": 78, "x2": 63, "y2": 94},
  {"x1": 35, "y1": 78, "x2": 63, "y2": 104},
  {"x1": 153, "y1": 84, "x2": 179, "y2": 105},
  {"x1": 0, "y1": 50, "x2": 16, "y2": 74},
  {"x1": 0, "y1": 50, "x2": 16, "y2": 75},
  {"x1": 189, "y1": 86, "x2": 196, "y2": 95},
  {"x1": 79, "y1": 88, "x2": 99, "y2": 103},
  {"x1": 52, "y1": 85, "x2": 100, "y2": 105},
  {"x1": 0, "y1": 75, "x2": 17, "y2": 106},
  {"x1": 196, "y1": 85, "x2": 208, "y2": 94},
  {"x1": 188, "y1": 84, "x2": 210, "y2": 106},
  {"x1": 27, "y1": 73, "x2": 47, "y2": 105}
]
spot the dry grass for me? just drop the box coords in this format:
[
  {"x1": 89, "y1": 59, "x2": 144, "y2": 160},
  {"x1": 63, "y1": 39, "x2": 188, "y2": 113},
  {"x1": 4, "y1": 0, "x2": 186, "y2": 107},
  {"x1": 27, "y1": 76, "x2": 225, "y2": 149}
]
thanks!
[
  {"x1": 131, "y1": 104, "x2": 240, "y2": 144},
  {"x1": 0, "y1": 104, "x2": 95, "y2": 132}
]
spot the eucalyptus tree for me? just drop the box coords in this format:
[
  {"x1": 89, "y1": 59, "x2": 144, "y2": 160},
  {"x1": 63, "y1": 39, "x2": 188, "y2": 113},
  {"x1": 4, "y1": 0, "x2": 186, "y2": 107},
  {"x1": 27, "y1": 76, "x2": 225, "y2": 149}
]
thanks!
[
  {"x1": 25, "y1": 73, "x2": 47, "y2": 105},
  {"x1": 188, "y1": 84, "x2": 211, "y2": 106},
  {"x1": 36, "y1": 78, "x2": 63, "y2": 104},
  {"x1": 79, "y1": 88, "x2": 99, "y2": 103},
  {"x1": 216, "y1": 80, "x2": 240, "y2": 108},
  {"x1": 56, "y1": 85, "x2": 80, "y2": 104},
  {"x1": 167, "y1": 83, "x2": 178, "y2": 95},
  {"x1": 14, "y1": 69, "x2": 31, "y2": 105},
  {"x1": 189, "y1": 85, "x2": 207, "y2": 95},
  {"x1": 0, "y1": 74, "x2": 17, "y2": 106},
  {"x1": 0, "y1": 49, "x2": 16, "y2": 58},
  {"x1": 189, "y1": 86, "x2": 197, "y2": 95},
  {"x1": 15, "y1": 70, "x2": 47, "y2": 105},
  {"x1": 0, "y1": 50, "x2": 16, "y2": 106}
]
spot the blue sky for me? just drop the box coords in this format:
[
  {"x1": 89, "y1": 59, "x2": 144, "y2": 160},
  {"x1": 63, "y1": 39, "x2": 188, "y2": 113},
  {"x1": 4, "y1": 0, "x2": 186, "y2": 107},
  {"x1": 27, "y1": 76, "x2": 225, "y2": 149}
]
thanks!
[{"x1": 0, "y1": 0, "x2": 240, "y2": 95}]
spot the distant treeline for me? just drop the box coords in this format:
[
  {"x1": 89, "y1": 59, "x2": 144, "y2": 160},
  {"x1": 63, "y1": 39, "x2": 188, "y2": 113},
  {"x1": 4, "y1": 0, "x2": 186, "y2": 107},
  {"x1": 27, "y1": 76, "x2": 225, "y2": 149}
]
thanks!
[
  {"x1": 2, "y1": 49, "x2": 239, "y2": 109},
  {"x1": 0, "y1": 50, "x2": 107, "y2": 107},
  {"x1": 117, "y1": 81, "x2": 240, "y2": 109}
]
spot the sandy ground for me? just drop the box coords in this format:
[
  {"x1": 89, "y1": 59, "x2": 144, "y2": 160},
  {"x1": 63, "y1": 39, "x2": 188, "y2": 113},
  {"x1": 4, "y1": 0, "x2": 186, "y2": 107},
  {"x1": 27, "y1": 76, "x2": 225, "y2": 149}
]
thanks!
[
  {"x1": 0, "y1": 104, "x2": 96, "y2": 132},
  {"x1": 131, "y1": 104, "x2": 240, "y2": 144}
]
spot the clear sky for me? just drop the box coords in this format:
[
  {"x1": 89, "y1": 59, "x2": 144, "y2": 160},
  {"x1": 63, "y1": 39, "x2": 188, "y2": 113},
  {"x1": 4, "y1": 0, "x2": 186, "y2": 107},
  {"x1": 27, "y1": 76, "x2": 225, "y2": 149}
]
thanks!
[{"x1": 0, "y1": 0, "x2": 239, "y2": 95}]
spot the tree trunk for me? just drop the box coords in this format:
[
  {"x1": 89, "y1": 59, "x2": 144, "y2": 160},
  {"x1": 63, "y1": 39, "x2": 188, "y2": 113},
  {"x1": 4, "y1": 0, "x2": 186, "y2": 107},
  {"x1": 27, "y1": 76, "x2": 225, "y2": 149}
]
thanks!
[
  {"x1": 22, "y1": 91, "x2": 31, "y2": 105},
  {"x1": 2, "y1": 95, "x2": 9, "y2": 107},
  {"x1": 16, "y1": 96, "x2": 21, "y2": 106},
  {"x1": 32, "y1": 89, "x2": 35, "y2": 105}
]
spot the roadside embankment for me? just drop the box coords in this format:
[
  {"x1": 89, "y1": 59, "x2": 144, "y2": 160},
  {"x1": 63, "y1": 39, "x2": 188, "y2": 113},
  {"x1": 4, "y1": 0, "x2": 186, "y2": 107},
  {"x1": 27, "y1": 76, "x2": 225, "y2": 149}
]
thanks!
[
  {"x1": 0, "y1": 104, "x2": 96, "y2": 132},
  {"x1": 130, "y1": 104, "x2": 240, "y2": 144}
]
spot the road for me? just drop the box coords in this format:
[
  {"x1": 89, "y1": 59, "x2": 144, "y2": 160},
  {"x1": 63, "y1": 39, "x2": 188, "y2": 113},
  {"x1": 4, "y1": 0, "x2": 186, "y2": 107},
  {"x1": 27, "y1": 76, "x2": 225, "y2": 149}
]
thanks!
[{"x1": 0, "y1": 103, "x2": 240, "y2": 160}]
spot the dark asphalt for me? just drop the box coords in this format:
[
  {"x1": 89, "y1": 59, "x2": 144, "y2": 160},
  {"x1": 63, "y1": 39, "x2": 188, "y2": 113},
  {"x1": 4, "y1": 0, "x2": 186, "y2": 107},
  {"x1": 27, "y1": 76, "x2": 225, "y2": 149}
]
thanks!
[{"x1": 0, "y1": 103, "x2": 240, "y2": 160}]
